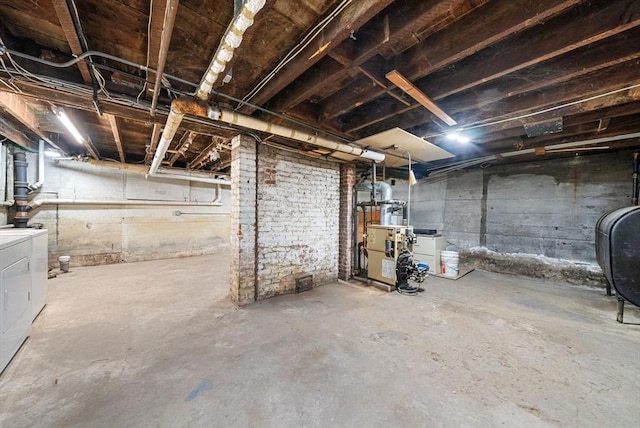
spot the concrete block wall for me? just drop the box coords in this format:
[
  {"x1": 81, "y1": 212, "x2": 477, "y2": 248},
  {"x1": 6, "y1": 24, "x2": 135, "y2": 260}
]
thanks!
[
  {"x1": 15, "y1": 154, "x2": 231, "y2": 266},
  {"x1": 256, "y1": 144, "x2": 340, "y2": 299}
]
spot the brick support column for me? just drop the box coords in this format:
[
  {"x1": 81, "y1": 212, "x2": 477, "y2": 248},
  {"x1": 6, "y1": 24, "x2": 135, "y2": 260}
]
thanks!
[
  {"x1": 338, "y1": 163, "x2": 355, "y2": 280},
  {"x1": 230, "y1": 134, "x2": 257, "y2": 306}
]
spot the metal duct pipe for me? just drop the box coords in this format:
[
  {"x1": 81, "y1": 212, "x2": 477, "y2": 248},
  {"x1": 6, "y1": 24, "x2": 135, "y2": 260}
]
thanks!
[
  {"x1": 357, "y1": 182, "x2": 393, "y2": 226},
  {"x1": 28, "y1": 140, "x2": 45, "y2": 192},
  {"x1": 633, "y1": 152, "x2": 639, "y2": 206},
  {"x1": 13, "y1": 152, "x2": 29, "y2": 227}
]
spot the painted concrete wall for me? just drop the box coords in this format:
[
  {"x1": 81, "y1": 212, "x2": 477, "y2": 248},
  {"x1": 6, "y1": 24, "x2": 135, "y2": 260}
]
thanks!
[
  {"x1": 409, "y1": 150, "x2": 634, "y2": 264},
  {"x1": 14, "y1": 154, "x2": 231, "y2": 266}
]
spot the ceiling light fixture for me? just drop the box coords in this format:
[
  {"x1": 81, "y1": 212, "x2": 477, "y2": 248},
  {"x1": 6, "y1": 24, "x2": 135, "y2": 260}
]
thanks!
[
  {"x1": 53, "y1": 106, "x2": 85, "y2": 144},
  {"x1": 446, "y1": 133, "x2": 470, "y2": 144}
]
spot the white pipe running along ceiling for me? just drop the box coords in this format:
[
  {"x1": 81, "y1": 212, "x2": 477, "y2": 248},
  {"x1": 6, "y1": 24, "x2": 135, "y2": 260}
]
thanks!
[{"x1": 149, "y1": 0, "x2": 266, "y2": 176}]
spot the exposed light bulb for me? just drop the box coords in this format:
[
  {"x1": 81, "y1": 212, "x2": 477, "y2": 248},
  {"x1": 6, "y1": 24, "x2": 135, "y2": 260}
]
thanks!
[{"x1": 446, "y1": 132, "x2": 470, "y2": 144}]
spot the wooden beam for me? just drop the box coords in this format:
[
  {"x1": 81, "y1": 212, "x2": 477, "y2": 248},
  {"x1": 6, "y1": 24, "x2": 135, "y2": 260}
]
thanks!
[
  {"x1": 106, "y1": 114, "x2": 126, "y2": 163},
  {"x1": 346, "y1": 25, "x2": 640, "y2": 134},
  {"x1": 51, "y1": 0, "x2": 92, "y2": 84},
  {"x1": 145, "y1": 0, "x2": 168, "y2": 99},
  {"x1": 239, "y1": 0, "x2": 394, "y2": 112},
  {"x1": 168, "y1": 131, "x2": 193, "y2": 166},
  {"x1": 145, "y1": 123, "x2": 162, "y2": 165},
  {"x1": 0, "y1": 92, "x2": 65, "y2": 152},
  {"x1": 318, "y1": 0, "x2": 593, "y2": 121},
  {"x1": 189, "y1": 137, "x2": 220, "y2": 168},
  {"x1": 409, "y1": 84, "x2": 640, "y2": 141},
  {"x1": 149, "y1": 0, "x2": 179, "y2": 115},
  {"x1": 0, "y1": 78, "x2": 237, "y2": 138},
  {"x1": 0, "y1": 117, "x2": 34, "y2": 150},
  {"x1": 264, "y1": 0, "x2": 479, "y2": 114},
  {"x1": 385, "y1": 70, "x2": 456, "y2": 126}
]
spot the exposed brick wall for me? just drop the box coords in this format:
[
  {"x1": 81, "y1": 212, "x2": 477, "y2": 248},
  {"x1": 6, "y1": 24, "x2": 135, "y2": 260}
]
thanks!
[
  {"x1": 229, "y1": 135, "x2": 257, "y2": 306},
  {"x1": 338, "y1": 163, "x2": 355, "y2": 280},
  {"x1": 255, "y1": 144, "x2": 340, "y2": 300}
]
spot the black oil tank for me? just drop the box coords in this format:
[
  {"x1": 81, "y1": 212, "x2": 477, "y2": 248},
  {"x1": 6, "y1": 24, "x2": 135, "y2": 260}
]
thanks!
[{"x1": 596, "y1": 206, "x2": 640, "y2": 306}]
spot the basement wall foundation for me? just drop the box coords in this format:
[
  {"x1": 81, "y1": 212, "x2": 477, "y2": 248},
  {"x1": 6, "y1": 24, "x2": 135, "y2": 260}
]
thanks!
[
  {"x1": 408, "y1": 150, "x2": 634, "y2": 287},
  {"x1": 12, "y1": 155, "x2": 231, "y2": 267}
]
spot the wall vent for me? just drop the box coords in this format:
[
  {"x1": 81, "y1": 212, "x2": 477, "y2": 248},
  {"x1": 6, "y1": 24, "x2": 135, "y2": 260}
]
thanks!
[{"x1": 295, "y1": 275, "x2": 313, "y2": 293}]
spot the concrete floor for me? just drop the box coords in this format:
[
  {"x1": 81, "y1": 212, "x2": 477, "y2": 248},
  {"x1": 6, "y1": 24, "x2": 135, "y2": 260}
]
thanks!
[{"x1": 1, "y1": 253, "x2": 639, "y2": 428}]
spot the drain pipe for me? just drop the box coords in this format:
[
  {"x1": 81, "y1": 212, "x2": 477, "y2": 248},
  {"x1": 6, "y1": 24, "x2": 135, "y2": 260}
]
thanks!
[
  {"x1": 27, "y1": 198, "x2": 222, "y2": 209},
  {"x1": 28, "y1": 140, "x2": 45, "y2": 192},
  {"x1": 149, "y1": 0, "x2": 266, "y2": 176},
  {"x1": 13, "y1": 152, "x2": 29, "y2": 227},
  {"x1": 633, "y1": 151, "x2": 639, "y2": 206}
]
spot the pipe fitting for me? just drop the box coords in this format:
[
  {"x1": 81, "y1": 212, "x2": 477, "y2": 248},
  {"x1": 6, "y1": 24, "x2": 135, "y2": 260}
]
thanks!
[{"x1": 171, "y1": 98, "x2": 211, "y2": 117}]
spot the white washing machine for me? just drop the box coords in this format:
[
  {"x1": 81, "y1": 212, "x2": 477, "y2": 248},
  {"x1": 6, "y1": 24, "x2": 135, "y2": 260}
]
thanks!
[
  {"x1": 0, "y1": 229, "x2": 48, "y2": 320},
  {"x1": 0, "y1": 234, "x2": 33, "y2": 374}
]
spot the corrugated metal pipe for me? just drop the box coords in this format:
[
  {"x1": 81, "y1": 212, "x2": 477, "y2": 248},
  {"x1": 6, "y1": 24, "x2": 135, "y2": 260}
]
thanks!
[{"x1": 13, "y1": 152, "x2": 29, "y2": 227}]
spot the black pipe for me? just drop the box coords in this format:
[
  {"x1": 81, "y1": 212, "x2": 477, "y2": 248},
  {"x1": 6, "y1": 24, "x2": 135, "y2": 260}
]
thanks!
[
  {"x1": 13, "y1": 152, "x2": 29, "y2": 228},
  {"x1": 633, "y1": 152, "x2": 639, "y2": 206}
]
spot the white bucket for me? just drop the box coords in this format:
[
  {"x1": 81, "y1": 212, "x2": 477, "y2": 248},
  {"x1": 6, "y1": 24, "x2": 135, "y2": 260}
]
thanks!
[
  {"x1": 440, "y1": 251, "x2": 459, "y2": 278},
  {"x1": 59, "y1": 255, "x2": 71, "y2": 273}
]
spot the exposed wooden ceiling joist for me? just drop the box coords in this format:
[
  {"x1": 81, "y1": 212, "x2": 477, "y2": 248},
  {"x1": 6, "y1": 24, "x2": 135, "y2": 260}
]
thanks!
[
  {"x1": 318, "y1": 0, "x2": 591, "y2": 121},
  {"x1": 240, "y1": 0, "x2": 394, "y2": 113},
  {"x1": 0, "y1": 91, "x2": 64, "y2": 152},
  {"x1": 1, "y1": 0, "x2": 639, "y2": 169},
  {"x1": 51, "y1": 0, "x2": 92, "y2": 84},
  {"x1": 105, "y1": 113, "x2": 125, "y2": 163}
]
